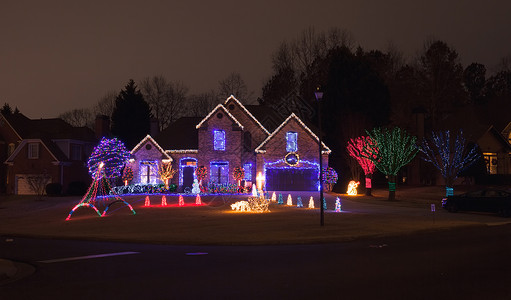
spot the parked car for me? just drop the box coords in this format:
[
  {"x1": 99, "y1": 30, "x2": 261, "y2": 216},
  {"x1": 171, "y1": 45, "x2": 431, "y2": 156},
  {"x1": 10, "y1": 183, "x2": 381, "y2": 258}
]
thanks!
[{"x1": 442, "y1": 189, "x2": 511, "y2": 217}]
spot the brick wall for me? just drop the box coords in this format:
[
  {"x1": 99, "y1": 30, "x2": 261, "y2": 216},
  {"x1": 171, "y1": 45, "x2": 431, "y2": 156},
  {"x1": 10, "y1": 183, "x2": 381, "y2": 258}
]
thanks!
[{"x1": 197, "y1": 110, "x2": 243, "y2": 185}]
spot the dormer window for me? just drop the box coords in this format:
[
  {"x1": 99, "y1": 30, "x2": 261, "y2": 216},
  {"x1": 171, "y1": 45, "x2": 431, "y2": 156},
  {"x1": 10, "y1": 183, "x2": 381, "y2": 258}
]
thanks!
[
  {"x1": 214, "y1": 130, "x2": 226, "y2": 151},
  {"x1": 28, "y1": 143, "x2": 39, "y2": 159},
  {"x1": 286, "y1": 132, "x2": 298, "y2": 152}
]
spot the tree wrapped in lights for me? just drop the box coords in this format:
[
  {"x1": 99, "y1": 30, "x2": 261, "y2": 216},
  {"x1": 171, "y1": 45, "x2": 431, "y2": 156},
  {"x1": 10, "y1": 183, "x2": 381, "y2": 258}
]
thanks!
[
  {"x1": 363, "y1": 127, "x2": 418, "y2": 201},
  {"x1": 233, "y1": 166, "x2": 244, "y2": 191},
  {"x1": 347, "y1": 136, "x2": 377, "y2": 196},
  {"x1": 419, "y1": 130, "x2": 480, "y2": 196},
  {"x1": 195, "y1": 166, "x2": 207, "y2": 185},
  {"x1": 158, "y1": 162, "x2": 177, "y2": 190},
  {"x1": 122, "y1": 164, "x2": 134, "y2": 186},
  {"x1": 87, "y1": 137, "x2": 130, "y2": 179},
  {"x1": 322, "y1": 167, "x2": 338, "y2": 192}
]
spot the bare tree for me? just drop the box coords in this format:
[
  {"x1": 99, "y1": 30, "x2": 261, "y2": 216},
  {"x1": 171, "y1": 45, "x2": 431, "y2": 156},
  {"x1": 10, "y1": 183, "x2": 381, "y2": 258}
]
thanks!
[
  {"x1": 272, "y1": 26, "x2": 354, "y2": 78},
  {"x1": 218, "y1": 72, "x2": 253, "y2": 101},
  {"x1": 187, "y1": 90, "x2": 219, "y2": 117},
  {"x1": 59, "y1": 108, "x2": 93, "y2": 127},
  {"x1": 93, "y1": 91, "x2": 117, "y2": 118},
  {"x1": 140, "y1": 75, "x2": 188, "y2": 131},
  {"x1": 27, "y1": 170, "x2": 51, "y2": 200}
]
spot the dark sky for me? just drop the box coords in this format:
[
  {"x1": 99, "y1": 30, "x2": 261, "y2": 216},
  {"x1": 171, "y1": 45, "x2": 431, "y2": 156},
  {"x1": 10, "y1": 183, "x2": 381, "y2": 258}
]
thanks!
[{"x1": 2, "y1": 0, "x2": 510, "y2": 119}]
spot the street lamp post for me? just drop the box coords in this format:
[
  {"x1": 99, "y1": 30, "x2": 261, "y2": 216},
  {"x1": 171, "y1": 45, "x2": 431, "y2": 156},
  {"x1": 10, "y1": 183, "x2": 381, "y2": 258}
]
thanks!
[{"x1": 315, "y1": 87, "x2": 324, "y2": 226}]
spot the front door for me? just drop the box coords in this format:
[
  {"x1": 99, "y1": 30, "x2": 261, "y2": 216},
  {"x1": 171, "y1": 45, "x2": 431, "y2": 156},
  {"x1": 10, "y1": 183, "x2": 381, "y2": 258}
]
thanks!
[{"x1": 182, "y1": 166, "x2": 194, "y2": 190}]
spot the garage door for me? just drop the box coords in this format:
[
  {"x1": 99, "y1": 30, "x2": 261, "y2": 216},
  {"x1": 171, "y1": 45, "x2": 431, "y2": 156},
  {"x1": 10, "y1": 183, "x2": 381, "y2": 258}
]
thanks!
[
  {"x1": 15, "y1": 175, "x2": 36, "y2": 195},
  {"x1": 265, "y1": 168, "x2": 318, "y2": 191}
]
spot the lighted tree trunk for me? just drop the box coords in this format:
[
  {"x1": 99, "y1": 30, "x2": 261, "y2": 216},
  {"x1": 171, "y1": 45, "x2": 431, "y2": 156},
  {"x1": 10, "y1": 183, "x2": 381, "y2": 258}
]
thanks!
[
  {"x1": 388, "y1": 175, "x2": 396, "y2": 201},
  {"x1": 365, "y1": 174, "x2": 372, "y2": 196}
]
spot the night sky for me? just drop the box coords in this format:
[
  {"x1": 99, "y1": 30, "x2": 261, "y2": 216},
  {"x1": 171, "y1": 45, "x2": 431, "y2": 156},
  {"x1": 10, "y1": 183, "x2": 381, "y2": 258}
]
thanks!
[{"x1": 1, "y1": 0, "x2": 510, "y2": 119}]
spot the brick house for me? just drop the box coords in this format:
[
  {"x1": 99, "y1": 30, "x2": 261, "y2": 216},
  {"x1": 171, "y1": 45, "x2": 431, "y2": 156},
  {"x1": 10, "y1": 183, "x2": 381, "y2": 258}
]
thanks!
[
  {"x1": 128, "y1": 95, "x2": 331, "y2": 191},
  {"x1": 0, "y1": 112, "x2": 97, "y2": 194}
]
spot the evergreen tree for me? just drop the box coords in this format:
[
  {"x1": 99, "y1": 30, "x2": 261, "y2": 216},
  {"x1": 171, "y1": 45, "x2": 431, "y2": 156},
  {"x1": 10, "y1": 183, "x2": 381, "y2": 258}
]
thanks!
[
  {"x1": 1, "y1": 103, "x2": 13, "y2": 116},
  {"x1": 111, "y1": 79, "x2": 152, "y2": 149}
]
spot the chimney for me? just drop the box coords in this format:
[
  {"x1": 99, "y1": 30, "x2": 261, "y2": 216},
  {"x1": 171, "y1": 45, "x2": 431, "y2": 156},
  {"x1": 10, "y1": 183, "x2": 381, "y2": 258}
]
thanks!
[
  {"x1": 95, "y1": 115, "x2": 111, "y2": 139},
  {"x1": 150, "y1": 118, "x2": 159, "y2": 137}
]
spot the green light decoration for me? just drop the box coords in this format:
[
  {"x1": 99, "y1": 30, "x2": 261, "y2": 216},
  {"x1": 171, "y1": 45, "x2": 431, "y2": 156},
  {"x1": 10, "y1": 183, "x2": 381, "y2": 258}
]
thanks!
[
  {"x1": 419, "y1": 130, "x2": 480, "y2": 196},
  {"x1": 362, "y1": 127, "x2": 418, "y2": 201}
]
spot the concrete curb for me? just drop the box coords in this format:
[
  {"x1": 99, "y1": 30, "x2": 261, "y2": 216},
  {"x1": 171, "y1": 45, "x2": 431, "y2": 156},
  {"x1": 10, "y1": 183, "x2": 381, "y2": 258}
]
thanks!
[{"x1": 0, "y1": 259, "x2": 35, "y2": 286}]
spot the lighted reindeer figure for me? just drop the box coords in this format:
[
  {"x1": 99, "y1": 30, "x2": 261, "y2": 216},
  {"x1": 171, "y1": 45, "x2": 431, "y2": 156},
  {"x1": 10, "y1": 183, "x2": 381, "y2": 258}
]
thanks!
[{"x1": 158, "y1": 162, "x2": 177, "y2": 190}]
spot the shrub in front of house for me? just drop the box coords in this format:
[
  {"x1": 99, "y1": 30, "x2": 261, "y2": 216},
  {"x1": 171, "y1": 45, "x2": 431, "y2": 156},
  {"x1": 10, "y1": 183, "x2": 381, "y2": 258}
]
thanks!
[
  {"x1": 46, "y1": 183, "x2": 62, "y2": 196},
  {"x1": 67, "y1": 181, "x2": 88, "y2": 196},
  {"x1": 207, "y1": 182, "x2": 240, "y2": 194}
]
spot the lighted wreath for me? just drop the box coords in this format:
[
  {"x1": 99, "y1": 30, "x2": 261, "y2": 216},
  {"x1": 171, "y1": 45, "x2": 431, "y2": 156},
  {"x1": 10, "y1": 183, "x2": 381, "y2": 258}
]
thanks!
[{"x1": 285, "y1": 152, "x2": 300, "y2": 166}]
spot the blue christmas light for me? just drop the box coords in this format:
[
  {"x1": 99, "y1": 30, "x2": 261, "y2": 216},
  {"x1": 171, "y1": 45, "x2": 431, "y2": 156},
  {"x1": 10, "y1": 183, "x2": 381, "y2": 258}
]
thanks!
[
  {"x1": 213, "y1": 130, "x2": 226, "y2": 151},
  {"x1": 278, "y1": 193, "x2": 283, "y2": 204},
  {"x1": 286, "y1": 131, "x2": 298, "y2": 152},
  {"x1": 297, "y1": 196, "x2": 303, "y2": 208},
  {"x1": 419, "y1": 130, "x2": 480, "y2": 196}
]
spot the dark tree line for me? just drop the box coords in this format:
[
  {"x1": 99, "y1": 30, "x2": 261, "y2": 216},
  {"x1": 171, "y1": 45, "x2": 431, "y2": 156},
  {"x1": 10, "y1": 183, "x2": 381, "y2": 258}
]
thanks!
[{"x1": 259, "y1": 27, "x2": 511, "y2": 189}]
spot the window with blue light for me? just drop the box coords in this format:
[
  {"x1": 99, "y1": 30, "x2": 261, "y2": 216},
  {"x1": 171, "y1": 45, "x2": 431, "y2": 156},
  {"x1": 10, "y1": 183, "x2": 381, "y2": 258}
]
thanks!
[
  {"x1": 214, "y1": 130, "x2": 225, "y2": 151},
  {"x1": 243, "y1": 163, "x2": 252, "y2": 181},
  {"x1": 286, "y1": 131, "x2": 298, "y2": 152}
]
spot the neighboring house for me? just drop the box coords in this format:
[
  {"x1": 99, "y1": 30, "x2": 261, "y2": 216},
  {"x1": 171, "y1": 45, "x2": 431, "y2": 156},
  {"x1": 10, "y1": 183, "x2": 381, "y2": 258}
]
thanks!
[
  {"x1": 0, "y1": 113, "x2": 97, "y2": 194},
  {"x1": 409, "y1": 105, "x2": 511, "y2": 186},
  {"x1": 128, "y1": 95, "x2": 331, "y2": 191}
]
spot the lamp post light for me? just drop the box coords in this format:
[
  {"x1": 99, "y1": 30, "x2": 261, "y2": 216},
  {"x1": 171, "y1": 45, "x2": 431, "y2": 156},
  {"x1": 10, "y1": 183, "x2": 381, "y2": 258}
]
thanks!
[{"x1": 315, "y1": 87, "x2": 324, "y2": 227}]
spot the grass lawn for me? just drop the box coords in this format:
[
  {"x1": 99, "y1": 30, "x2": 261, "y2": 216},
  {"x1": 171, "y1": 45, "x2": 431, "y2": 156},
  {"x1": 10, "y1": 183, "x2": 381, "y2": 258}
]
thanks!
[{"x1": 0, "y1": 185, "x2": 507, "y2": 245}]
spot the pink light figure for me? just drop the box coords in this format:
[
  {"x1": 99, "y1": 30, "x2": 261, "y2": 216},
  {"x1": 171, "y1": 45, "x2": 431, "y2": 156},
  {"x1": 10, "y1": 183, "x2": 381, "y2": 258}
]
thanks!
[
  {"x1": 196, "y1": 194, "x2": 202, "y2": 205},
  {"x1": 179, "y1": 195, "x2": 184, "y2": 206},
  {"x1": 144, "y1": 196, "x2": 151, "y2": 207},
  {"x1": 161, "y1": 195, "x2": 167, "y2": 206}
]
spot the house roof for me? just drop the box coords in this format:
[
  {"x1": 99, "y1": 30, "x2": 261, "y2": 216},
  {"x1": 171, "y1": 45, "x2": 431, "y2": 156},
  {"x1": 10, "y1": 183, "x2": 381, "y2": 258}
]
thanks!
[
  {"x1": 131, "y1": 134, "x2": 172, "y2": 161},
  {"x1": 195, "y1": 104, "x2": 244, "y2": 130},
  {"x1": 2, "y1": 113, "x2": 97, "y2": 164},
  {"x1": 4, "y1": 113, "x2": 96, "y2": 141},
  {"x1": 438, "y1": 105, "x2": 509, "y2": 144},
  {"x1": 255, "y1": 113, "x2": 331, "y2": 154},
  {"x1": 245, "y1": 104, "x2": 285, "y2": 133},
  {"x1": 156, "y1": 117, "x2": 202, "y2": 151},
  {"x1": 224, "y1": 95, "x2": 270, "y2": 135}
]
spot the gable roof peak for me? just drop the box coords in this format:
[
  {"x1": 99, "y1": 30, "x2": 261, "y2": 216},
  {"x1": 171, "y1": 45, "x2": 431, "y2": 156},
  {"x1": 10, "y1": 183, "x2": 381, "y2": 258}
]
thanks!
[
  {"x1": 223, "y1": 95, "x2": 270, "y2": 135},
  {"x1": 195, "y1": 104, "x2": 244, "y2": 130},
  {"x1": 255, "y1": 112, "x2": 331, "y2": 154},
  {"x1": 130, "y1": 134, "x2": 172, "y2": 161}
]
